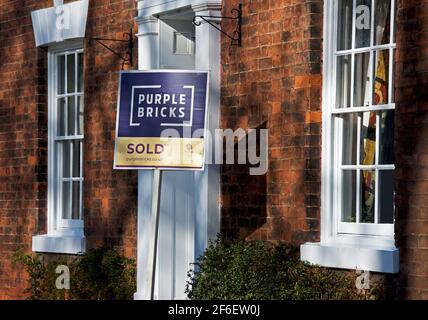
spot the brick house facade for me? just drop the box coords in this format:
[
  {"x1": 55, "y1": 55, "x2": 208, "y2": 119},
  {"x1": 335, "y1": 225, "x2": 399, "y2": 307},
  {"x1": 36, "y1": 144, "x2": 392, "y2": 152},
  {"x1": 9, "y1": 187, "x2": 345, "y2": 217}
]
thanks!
[{"x1": 0, "y1": 0, "x2": 427, "y2": 299}]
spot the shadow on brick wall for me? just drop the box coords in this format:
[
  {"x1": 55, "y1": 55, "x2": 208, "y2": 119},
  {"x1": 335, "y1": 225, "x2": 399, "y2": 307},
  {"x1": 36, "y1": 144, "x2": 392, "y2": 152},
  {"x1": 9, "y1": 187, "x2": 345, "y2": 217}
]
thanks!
[{"x1": 220, "y1": 122, "x2": 268, "y2": 240}]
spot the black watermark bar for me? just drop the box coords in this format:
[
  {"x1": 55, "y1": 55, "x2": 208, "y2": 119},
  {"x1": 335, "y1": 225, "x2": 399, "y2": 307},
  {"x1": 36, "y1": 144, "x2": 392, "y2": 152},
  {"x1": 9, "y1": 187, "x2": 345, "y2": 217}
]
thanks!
[{"x1": 1, "y1": 300, "x2": 427, "y2": 319}]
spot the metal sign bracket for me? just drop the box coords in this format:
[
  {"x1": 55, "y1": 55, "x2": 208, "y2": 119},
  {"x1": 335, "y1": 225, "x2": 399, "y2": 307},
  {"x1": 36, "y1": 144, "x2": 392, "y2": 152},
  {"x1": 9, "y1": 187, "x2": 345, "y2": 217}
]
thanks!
[
  {"x1": 88, "y1": 28, "x2": 134, "y2": 69},
  {"x1": 193, "y1": 4, "x2": 242, "y2": 47}
]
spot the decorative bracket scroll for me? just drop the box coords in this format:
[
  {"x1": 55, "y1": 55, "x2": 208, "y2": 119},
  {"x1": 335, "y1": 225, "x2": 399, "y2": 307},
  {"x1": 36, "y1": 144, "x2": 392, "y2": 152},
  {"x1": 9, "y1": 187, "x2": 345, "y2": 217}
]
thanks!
[
  {"x1": 88, "y1": 28, "x2": 134, "y2": 69},
  {"x1": 193, "y1": 4, "x2": 242, "y2": 47}
]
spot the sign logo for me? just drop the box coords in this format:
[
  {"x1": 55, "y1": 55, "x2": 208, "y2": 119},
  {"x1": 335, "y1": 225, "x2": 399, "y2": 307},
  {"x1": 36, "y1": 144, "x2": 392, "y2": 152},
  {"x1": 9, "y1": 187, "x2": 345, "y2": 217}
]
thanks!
[{"x1": 114, "y1": 71, "x2": 209, "y2": 170}]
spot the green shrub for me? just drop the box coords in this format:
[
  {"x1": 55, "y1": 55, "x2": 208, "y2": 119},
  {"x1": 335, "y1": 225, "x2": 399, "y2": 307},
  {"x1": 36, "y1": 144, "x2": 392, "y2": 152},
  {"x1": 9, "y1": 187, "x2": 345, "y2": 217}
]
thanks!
[
  {"x1": 186, "y1": 239, "x2": 370, "y2": 300},
  {"x1": 12, "y1": 249, "x2": 61, "y2": 299},
  {"x1": 12, "y1": 247, "x2": 136, "y2": 300}
]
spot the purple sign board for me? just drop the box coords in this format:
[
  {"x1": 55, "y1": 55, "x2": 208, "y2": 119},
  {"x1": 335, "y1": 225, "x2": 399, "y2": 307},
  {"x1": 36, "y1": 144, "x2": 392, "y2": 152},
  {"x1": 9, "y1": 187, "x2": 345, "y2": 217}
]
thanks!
[{"x1": 114, "y1": 70, "x2": 209, "y2": 170}]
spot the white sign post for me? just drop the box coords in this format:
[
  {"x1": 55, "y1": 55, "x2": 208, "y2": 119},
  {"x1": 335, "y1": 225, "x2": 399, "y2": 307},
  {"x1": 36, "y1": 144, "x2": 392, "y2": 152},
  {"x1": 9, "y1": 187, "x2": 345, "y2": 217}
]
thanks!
[{"x1": 145, "y1": 169, "x2": 162, "y2": 299}]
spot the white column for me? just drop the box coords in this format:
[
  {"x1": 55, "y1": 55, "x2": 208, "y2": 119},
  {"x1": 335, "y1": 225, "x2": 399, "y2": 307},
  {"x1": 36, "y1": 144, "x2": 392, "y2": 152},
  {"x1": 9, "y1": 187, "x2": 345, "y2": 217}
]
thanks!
[
  {"x1": 134, "y1": 15, "x2": 160, "y2": 300},
  {"x1": 191, "y1": 2, "x2": 222, "y2": 260},
  {"x1": 136, "y1": 16, "x2": 159, "y2": 70}
]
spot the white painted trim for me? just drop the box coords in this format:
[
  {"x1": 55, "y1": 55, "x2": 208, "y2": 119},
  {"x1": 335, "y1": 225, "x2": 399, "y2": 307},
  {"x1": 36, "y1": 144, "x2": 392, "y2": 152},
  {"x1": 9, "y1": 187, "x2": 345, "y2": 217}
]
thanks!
[
  {"x1": 32, "y1": 234, "x2": 85, "y2": 255},
  {"x1": 320, "y1": 0, "x2": 336, "y2": 244},
  {"x1": 337, "y1": 221, "x2": 394, "y2": 236},
  {"x1": 31, "y1": 0, "x2": 89, "y2": 47},
  {"x1": 331, "y1": 103, "x2": 395, "y2": 114},
  {"x1": 302, "y1": 0, "x2": 398, "y2": 271},
  {"x1": 137, "y1": 0, "x2": 222, "y2": 18},
  {"x1": 323, "y1": 0, "x2": 396, "y2": 241},
  {"x1": 32, "y1": 40, "x2": 85, "y2": 254},
  {"x1": 191, "y1": 1, "x2": 222, "y2": 13},
  {"x1": 301, "y1": 242, "x2": 399, "y2": 274}
]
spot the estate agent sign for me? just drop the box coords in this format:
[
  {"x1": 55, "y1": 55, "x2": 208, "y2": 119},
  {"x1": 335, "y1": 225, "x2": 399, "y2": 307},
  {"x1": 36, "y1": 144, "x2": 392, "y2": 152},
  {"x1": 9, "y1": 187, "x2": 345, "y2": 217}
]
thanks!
[{"x1": 114, "y1": 70, "x2": 209, "y2": 170}]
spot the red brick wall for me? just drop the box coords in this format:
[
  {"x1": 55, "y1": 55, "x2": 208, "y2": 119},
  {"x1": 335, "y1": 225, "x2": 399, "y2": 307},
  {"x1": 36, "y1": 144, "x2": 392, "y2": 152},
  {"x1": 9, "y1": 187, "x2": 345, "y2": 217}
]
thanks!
[
  {"x1": 84, "y1": 0, "x2": 137, "y2": 257},
  {"x1": 220, "y1": 0, "x2": 323, "y2": 244},
  {"x1": 0, "y1": 0, "x2": 50, "y2": 300},
  {"x1": 394, "y1": 0, "x2": 428, "y2": 299},
  {"x1": 0, "y1": 0, "x2": 138, "y2": 299}
]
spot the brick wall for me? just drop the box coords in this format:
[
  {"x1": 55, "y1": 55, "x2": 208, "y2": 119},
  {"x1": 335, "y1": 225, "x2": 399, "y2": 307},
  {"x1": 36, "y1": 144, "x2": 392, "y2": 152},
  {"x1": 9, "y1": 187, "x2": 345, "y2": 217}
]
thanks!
[
  {"x1": 83, "y1": 0, "x2": 137, "y2": 257},
  {"x1": 0, "y1": 0, "x2": 50, "y2": 300},
  {"x1": 394, "y1": 0, "x2": 428, "y2": 299},
  {"x1": 0, "y1": 0, "x2": 138, "y2": 299},
  {"x1": 220, "y1": 0, "x2": 323, "y2": 244}
]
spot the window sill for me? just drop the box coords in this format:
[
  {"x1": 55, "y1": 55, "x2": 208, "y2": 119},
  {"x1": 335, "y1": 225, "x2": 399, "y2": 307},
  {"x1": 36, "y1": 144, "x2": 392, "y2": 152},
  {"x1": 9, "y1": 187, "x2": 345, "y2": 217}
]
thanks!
[
  {"x1": 300, "y1": 242, "x2": 399, "y2": 274},
  {"x1": 32, "y1": 234, "x2": 86, "y2": 255}
]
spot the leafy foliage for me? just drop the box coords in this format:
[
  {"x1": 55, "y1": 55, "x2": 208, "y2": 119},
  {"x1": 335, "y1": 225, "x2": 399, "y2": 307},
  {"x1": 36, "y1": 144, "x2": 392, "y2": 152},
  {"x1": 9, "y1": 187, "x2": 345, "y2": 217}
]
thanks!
[
  {"x1": 12, "y1": 249, "x2": 70, "y2": 299},
  {"x1": 12, "y1": 247, "x2": 135, "y2": 300},
  {"x1": 13, "y1": 241, "x2": 384, "y2": 300},
  {"x1": 186, "y1": 239, "x2": 369, "y2": 300}
]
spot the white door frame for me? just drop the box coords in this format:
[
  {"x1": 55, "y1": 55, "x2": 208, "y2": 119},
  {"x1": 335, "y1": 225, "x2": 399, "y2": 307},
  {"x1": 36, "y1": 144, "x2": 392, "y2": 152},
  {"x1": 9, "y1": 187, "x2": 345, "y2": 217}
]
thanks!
[{"x1": 134, "y1": 0, "x2": 222, "y2": 300}]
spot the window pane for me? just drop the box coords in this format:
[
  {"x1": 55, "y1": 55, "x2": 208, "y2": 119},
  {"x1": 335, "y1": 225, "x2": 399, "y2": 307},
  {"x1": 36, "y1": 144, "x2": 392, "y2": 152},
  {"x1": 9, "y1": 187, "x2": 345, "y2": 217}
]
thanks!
[
  {"x1": 380, "y1": 110, "x2": 394, "y2": 164},
  {"x1": 360, "y1": 111, "x2": 377, "y2": 165},
  {"x1": 62, "y1": 181, "x2": 71, "y2": 219},
  {"x1": 78, "y1": 96, "x2": 84, "y2": 135},
  {"x1": 62, "y1": 141, "x2": 71, "y2": 178},
  {"x1": 336, "y1": 55, "x2": 352, "y2": 108},
  {"x1": 355, "y1": 0, "x2": 371, "y2": 48},
  {"x1": 379, "y1": 170, "x2": 394, "y2": 224},
  {"x1": 57, "y1": 98, "x2": 66, "y2": 136},
  {"x1": 342, "y1": 170, "x2": 357, "y2": 222},
  {"x1": 72, "y1": 140, "x2": 81, "y2": 178},
  {"x1": 353, "y1": 52, "x2": 371, "y2": 107},
  {"x1": 342, "y1": 113, "x2": 358, "y2": 165},
  {"x1": 374, "y1": 0, "x2": 391, "y2": 45},
  {"x1": 67, "y1": 53, "x2": 75, "y2": 93},
  {"x1": 361, "y1": 170, "x2": 375, "y2": 223},
  {"x1": 373, "y1": 49, "x2": 389, "y2": 105},
  {"x1": 57, "y1": 55, "x2": 65, "y2": 95},
  {"x1": 77, "y1": 52, "x2": 84, "y2": 92},
  {"x1": 72, "y1": 181, "x2": 80, "y2": 220},
  {"x1": 67, "y1": 96, "x2": 75, "y2": 136},
  {"x1": 337, "y1": 0, "x2": 353, "y2": 51}
]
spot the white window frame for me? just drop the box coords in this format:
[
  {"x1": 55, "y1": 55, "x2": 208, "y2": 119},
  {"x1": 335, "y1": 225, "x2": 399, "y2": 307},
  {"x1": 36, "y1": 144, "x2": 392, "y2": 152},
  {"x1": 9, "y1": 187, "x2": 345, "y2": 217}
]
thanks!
[
  {"x1": 50, "y1": 44, "x2": 84, "y2": 235},
  {"x1": 328, "y1": 0, "x2": 396, "y2": 246},
  {"x1": 301, "y1": 0, "x2": 399, "y2": 273},
  {"x1": 32, "y1": 40, "x2": 85, "y2": 254}
]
